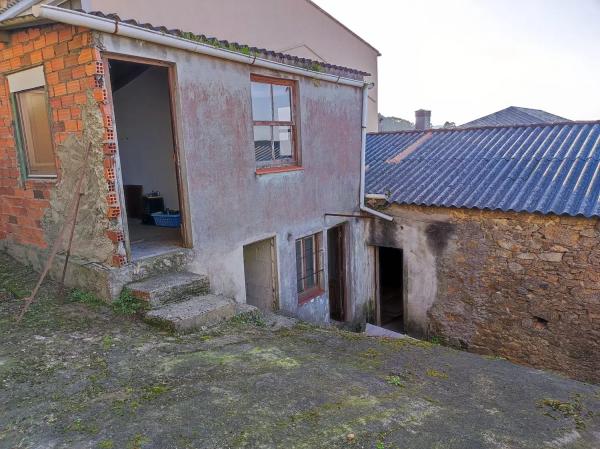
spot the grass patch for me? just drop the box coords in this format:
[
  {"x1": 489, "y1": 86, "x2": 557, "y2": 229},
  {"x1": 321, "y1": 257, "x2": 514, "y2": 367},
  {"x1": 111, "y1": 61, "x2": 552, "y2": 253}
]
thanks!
[
  {"x1": 142, "y1": 384, "x2": 170, "y2": 400},
  {"x1": 102, "y1": 335, "x2": 113, "y2": 350},
  {"x1": 127, "y1": 434, "x2": 149, "y2": 449},
  {"x1": 360, "y1": 348, "x2": 381, "y2": 358},
  {"x1": 385, "y1": 375, "x2": 405, "y2": 388},
  {"x1": 113, "y1": 289, "x2": 149, "y2": 316},
  {"x1": 229, "y1": 310, "x2": 266, "y2": 327},
  {"x1": 426, "y1": 369, "x2": 448, "y2": 379},
  {"x1": 69, "y1": 289, "x2": 105, "y2": 307},
  {"x1": 429, "y1": 336, "x2": 442, "y2": 345},
  {"x1": 98, "y1": 440, "x2": 114, "y2": 449},
  {"x1": 66, "y1": 418, "x2": 99, "y2": 434},
  {"x1": 538, "y1": 394, "x2": 591, "y2": 430}
]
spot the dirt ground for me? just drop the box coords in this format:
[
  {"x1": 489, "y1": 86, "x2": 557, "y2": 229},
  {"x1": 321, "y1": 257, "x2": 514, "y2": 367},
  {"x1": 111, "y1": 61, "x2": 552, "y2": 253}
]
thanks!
[{"x1": 1, "y1": 252, "x2": 600, "y2": 449}]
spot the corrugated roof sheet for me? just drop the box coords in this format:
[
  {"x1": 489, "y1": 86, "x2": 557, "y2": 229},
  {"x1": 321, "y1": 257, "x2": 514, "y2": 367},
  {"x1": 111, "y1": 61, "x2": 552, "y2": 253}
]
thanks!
[
  {"x1": 366, "y1": 121, "x2": 600, "y2": 218},
  {"x1": 460, "y1": 106, "x2": 568, "y2": 128}
]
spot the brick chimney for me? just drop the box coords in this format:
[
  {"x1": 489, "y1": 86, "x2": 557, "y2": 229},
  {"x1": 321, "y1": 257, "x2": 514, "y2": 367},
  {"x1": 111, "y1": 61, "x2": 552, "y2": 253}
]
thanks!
[{"x1": 415, "y1": 109, "x2": 431, "y2": 130}]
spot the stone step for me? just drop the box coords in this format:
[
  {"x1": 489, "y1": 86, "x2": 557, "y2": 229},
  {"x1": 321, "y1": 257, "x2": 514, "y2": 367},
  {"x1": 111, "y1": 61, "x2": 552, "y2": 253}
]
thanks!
[
  {"x1": 144, "y1": 295, "x2": 236, "y2": 333},
  {"x1": 127, "y1": 271, "x2": 210, "y2": 308}
]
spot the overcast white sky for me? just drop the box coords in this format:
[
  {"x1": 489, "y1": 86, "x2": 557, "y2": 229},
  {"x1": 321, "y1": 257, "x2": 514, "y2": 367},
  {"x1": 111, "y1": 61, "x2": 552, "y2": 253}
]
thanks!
[{"x1": 313, "y1": 0, "x2": 600, "y2": 125}]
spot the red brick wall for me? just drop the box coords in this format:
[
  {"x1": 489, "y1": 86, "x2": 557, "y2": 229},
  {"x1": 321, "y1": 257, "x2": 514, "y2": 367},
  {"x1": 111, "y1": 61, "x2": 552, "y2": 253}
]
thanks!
[{"x1": 0, "y1": 24, "x2": 123, "y2": 266}]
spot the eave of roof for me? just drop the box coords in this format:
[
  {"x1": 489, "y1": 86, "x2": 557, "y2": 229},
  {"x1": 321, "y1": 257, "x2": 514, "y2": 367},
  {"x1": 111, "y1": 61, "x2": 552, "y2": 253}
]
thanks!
[{"x1": 2, "y1": 1, "x2": 370, "y2": 79}]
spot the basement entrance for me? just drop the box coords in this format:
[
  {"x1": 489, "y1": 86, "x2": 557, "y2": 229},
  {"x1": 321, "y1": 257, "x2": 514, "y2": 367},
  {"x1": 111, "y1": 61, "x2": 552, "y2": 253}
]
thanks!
[
  {"x1": 327, "y1": 225, "x2": 346, "y2": 321},
  {"x1": 243, "y1": 238, "x2": 278, "y2": 311},
  {"x1": 107, "y1": 58, "x2": 184, "y2": 260},
  {"x1": 377, "y1": 247, "x2": 404, "y2": 333}
]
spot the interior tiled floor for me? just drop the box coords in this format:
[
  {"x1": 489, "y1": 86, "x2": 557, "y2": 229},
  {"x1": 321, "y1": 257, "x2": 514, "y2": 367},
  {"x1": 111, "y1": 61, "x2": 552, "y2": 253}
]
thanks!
[{"x1": 128, "y1": 219, "x2": 182, "y2": 260}]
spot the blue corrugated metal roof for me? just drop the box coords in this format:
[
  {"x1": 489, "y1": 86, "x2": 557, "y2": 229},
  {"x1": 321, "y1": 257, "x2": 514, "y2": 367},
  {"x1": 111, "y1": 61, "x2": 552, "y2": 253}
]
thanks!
[
  {"x1": 460, "y1": 106, "x2": 568, "y2": 128},
  {"x1": 366, "y1": 121, "x2": 600, "y2": 218}
]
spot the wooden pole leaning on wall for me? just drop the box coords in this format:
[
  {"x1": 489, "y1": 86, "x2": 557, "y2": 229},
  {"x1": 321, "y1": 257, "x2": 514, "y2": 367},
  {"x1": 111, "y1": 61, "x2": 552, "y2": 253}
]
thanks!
[{"x1": 16, "y1": 142, "x2": 94, "y2": 322}]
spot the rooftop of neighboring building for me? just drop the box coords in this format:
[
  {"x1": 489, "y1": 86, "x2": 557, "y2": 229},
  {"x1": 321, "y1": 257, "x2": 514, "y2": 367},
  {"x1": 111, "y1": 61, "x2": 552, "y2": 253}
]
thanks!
[
  {"x1": 459, "y1": 106, "x2": 569, "y2": 128},
  {"x1": 366, "y1": 120, "x2": 600, "y2": 218}
]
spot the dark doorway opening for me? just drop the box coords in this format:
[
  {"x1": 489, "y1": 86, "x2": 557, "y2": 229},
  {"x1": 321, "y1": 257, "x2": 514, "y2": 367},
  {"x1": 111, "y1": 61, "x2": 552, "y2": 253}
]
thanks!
[
  {"x1": 327, "y1": 225, "x2": 346, "y2": 321},
  {"x1": 378, "y1": 247, "x2": 404, "y2": 332},
  {"x1": 107, "y1": 58, "x2": 183, "y2": 260}
]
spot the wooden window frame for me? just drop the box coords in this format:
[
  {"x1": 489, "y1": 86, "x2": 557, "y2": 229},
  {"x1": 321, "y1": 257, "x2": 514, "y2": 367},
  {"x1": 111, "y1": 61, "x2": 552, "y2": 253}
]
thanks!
[
  {"x1": 296, "y1": 232, "x2": 324, "y2": 304},
  {"x1": 250, "y1": 74, "x2": 300, "y2": 173},
  {"x1": 11, "y1": 85, "x2": 56, "y2": 179}
]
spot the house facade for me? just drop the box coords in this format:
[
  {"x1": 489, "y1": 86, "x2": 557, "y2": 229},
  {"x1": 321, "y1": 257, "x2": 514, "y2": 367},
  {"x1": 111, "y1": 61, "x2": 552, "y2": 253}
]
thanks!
[
  {"x1": 0, "y1": 5, "x2": 374, "y2": 324},
  {"x1": 365, "y1": 122, "x2": 600, "y2": 383}
]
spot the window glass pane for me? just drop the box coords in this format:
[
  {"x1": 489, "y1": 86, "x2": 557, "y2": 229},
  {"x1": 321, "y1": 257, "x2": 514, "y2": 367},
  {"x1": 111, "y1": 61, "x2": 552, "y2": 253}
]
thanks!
[
  {"x1": 18, "y1": 88, "x2": 55, "y2": 176},
  {"x1": 251, "y1": 82, "x2": 272, "y2": 121},
  {"x1": 273, "y1": 85, "x2": 291, "y2": 122},
  {"x1": 296, "y1": 240, "x2": 303, "y2": 293},
  {"x1": 273, "y1": 126, "x2": 293, "y2": 159},
  {"x1": 254, "y1": 126, "x2": 272, "y2": 162}
]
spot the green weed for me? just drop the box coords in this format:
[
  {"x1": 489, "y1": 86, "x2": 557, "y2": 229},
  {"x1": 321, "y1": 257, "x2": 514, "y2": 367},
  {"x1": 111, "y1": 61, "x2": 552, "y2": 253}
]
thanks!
[{"x1": 113, "y1": 289, "x2": 148, "y2": 316}]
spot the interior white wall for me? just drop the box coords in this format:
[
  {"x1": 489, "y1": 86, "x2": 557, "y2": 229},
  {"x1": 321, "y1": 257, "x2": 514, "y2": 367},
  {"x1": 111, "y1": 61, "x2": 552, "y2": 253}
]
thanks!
[{"x1": 113, "y1": 66, "x2": 180, "y2": 211}]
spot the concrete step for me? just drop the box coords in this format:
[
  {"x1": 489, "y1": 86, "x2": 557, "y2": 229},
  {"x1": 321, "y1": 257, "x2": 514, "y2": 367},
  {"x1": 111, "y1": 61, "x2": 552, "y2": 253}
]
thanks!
[
  {"x1": 127, "y1": 271, "x2": 210, "y2": 308},
  {"x1": 144, "y1": 295, "x2": 236, "y2": 333}
]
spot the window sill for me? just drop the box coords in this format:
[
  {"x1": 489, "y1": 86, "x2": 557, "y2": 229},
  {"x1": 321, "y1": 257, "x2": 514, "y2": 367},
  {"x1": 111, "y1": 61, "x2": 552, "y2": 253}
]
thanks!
[
  {"x1": 25, "y1": 176, "x2": 57, "y2": 184},
  {"x1": 256, "y1": 165, "x2": 304, "y2": 176},
  {"x1": 298, "y1": 287, "x2": 325, "y2": 306}
]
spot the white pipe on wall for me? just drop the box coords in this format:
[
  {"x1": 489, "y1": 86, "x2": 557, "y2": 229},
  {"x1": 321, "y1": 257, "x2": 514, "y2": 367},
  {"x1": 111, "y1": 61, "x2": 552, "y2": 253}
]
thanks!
[
  {"x1": 359, "y1": 84, "x2": 393, "y2": 221},
  {"x1": 32, "y1": 5, "x2": 365, "y2": 88}
]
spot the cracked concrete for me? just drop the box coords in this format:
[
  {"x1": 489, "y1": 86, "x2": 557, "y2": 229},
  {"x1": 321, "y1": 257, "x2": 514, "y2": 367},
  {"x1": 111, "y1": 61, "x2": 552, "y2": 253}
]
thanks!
[{"x1": 1, "y1": 252, "x2": 600, "y2": 449}]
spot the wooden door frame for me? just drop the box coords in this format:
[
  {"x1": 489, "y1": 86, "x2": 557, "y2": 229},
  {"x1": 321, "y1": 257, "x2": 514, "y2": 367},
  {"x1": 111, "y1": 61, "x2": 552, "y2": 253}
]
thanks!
[
  {"x1": 327, "y1": 223, "x2": 348, "y2": 322},
  {"x1": 374, "y1": 245, "x2": 406, "y2": 330},
  {"x1": 373, "y1": 246, "x2": 382, "y2": 326},
  {"x1": 102, "y1": 53, "x2": 193, "y2": 262}
]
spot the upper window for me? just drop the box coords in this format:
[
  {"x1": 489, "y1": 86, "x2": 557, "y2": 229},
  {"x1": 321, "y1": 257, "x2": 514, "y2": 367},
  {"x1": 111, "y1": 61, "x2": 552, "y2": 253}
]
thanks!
[
  {"x1": 296, "y1": 232, "x2": 324, "y2": 303},
  {"x1": 250, "y1": 75, "x2": 297, "y2": 170},
  {"x1": 8, "y1": 66, "x2": 56, "y2": 178}
]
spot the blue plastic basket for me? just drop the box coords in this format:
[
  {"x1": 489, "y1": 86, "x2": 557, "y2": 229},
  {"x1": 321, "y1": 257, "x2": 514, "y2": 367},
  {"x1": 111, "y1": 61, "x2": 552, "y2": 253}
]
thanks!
[{"x1": 151, "y1": 212, "x2": 181, "y2": 228}]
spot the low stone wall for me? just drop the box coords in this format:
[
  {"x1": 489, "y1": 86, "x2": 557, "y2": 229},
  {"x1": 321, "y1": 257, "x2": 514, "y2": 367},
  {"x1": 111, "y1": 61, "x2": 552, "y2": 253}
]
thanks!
[{"x1": 372, "y1": 204, "x2": 600, "y2": 383}]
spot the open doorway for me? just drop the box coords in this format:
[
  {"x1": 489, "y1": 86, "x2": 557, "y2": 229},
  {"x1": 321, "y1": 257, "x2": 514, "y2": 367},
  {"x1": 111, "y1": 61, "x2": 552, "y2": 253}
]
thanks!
[
  {"x1": 243, "y1": 238, "x2": 278, "y2": 311},
  {"x1": 327, "y1": 225, "x2": 346, "y2": 321},
  {"x1": 377, "y1": 247, "x2": 404, "y2": 332},
  {"x1": 107, "y1": 58, "x2": 184, "y2": 260}
]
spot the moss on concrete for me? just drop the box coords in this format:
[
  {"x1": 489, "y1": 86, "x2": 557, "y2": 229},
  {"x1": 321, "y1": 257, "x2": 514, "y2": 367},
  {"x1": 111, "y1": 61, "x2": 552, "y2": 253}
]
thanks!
[{"x1": 1, "y1": 252, "x2": 600, "y2": 448}]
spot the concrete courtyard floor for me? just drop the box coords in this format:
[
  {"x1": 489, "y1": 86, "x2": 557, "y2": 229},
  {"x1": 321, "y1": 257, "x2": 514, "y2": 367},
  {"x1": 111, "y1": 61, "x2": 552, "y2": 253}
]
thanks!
[{"x1": 1, "y1": 253, "x2": 600, "y2": 449}]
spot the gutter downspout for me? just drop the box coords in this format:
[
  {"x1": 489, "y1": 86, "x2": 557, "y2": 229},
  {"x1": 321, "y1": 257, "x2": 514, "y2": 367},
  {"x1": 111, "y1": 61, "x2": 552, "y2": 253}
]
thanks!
[
  {"x1": 359, "y1": 83, "x2": 393, "y2": 221},
  {"x1": 32, "y1": 5, "x2": 364, "y2": 88}
]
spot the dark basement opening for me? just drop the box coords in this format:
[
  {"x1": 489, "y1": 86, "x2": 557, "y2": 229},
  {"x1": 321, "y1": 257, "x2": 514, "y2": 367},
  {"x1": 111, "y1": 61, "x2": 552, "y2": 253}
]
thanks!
[
  {"x1": 378, "y1": 246, "x2": 404, "y2": 333},
  {"x1": 108, "y1": 59, "x2": 183, "y2": 260}
]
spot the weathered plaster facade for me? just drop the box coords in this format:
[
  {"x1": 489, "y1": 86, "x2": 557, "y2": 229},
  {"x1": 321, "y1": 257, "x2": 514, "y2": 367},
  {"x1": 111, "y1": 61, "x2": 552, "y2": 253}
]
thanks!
[
  {"x1": 368, "y1": 203, "x2": 600, "y2": 383},
  {"x1": 81, "y1": 0, "x2": 381, "y2": 131},
  {"x1": 98, "y1": 33, "x2": 371, "y2": 323},
  {"x1": 0, "y1": 23, "x2": 372, "y2": 324}
]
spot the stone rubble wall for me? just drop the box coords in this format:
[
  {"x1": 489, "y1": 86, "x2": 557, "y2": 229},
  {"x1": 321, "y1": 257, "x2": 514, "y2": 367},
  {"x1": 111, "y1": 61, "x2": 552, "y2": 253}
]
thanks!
[{"x1": 386, "y1": 204, "x2": 600, "y2": 384}]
